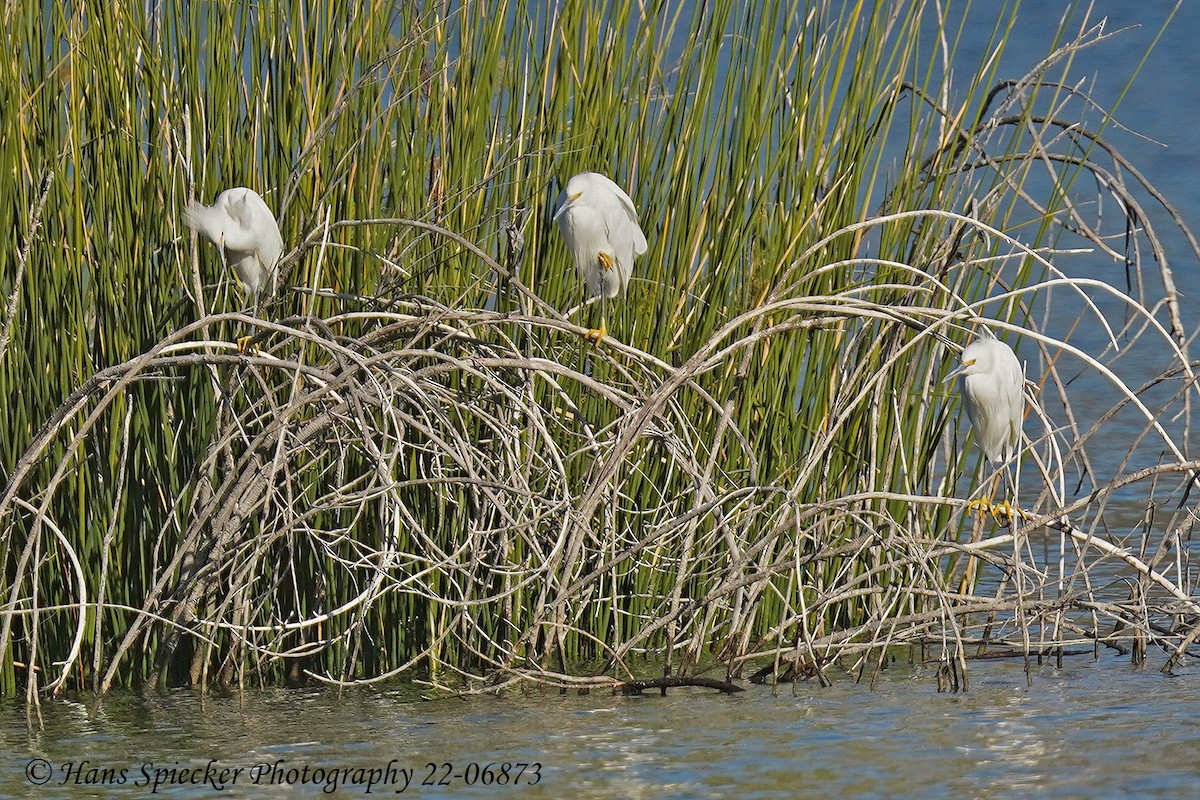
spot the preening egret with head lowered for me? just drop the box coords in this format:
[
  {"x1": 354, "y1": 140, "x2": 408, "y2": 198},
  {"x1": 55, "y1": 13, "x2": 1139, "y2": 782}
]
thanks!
[
  {"x1": 552, "y1": 171, "x2": 647, "y2": 346},
  {"x1": 184, "y1": 187, "x2": 284, "y2": 311},
  {"x1": 945, "y1": 331, "x2": 1026, "y2": 519}
]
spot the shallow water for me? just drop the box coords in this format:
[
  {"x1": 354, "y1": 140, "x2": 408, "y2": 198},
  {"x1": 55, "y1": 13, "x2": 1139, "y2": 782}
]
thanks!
[{"x1": 5, "y1": 655, "x2": 1198, "y2": 799}]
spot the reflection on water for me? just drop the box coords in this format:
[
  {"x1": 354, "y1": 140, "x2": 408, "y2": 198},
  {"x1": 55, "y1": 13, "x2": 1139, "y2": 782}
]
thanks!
[{"x1": 3, "y1": 656, "x2": 1199, "y2": 799}]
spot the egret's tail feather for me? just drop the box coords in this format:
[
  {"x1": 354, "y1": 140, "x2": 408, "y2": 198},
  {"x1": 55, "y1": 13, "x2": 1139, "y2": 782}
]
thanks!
[{"x1": 183, "y1": 202, "x2": 225, "y2": 245}]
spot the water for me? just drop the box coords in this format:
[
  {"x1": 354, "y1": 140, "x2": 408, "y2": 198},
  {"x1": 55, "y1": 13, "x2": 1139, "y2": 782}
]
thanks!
[{"x1": 4, "y1": 654, "x2": 1198, "y2": 799}]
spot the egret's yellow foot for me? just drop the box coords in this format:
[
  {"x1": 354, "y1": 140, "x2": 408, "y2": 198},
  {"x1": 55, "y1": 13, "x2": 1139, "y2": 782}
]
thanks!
[
  {"x1": 584, "y1": 320, "x2": 608, "y2": 347},
  {"x1": 237, "y1": 335, "x2": 255, "y2": 354},
  {"x1": 585, "y1": 252, "x2": 615, "y2": 346},
  {"x1": 965, "y1": 498, "x2": 1028, "y2": 521},
  {"x1": 991, "y1": 501, "x2": 1029, "y2": 520},
  {"x1": 965, "y1": 498, "x2": 996, "y2": 518}
]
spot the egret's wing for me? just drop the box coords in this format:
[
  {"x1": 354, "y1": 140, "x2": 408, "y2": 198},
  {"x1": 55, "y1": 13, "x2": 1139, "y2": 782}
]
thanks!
[
  {"x1": 606, "y1": 226, "x2": 640, "y2": 297},
  {"x1": 606, "y1": 181, "x2": 647, "y2": 256},
  {"x1": 219, "y1": 189, "x2": 284, "y2": 266},
  {"x1": 599, "y1": 193, "x2": 645, "y2": 297},
  {"x1": 588, "y1": 178, "x2": 645, "y2": 296},
  {"x1": 1000, "y1": 351, "x2": 1026, "y2": 455}
]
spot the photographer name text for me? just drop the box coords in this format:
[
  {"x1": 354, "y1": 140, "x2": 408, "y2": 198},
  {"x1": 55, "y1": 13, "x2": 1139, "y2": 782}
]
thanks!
[{"x1": 24, "y1": 757, "x2": 542, "y2": 794}]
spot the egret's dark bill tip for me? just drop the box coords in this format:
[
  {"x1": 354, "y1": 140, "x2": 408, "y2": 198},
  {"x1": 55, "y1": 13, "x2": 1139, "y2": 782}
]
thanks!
[
  {"x1": 553, "y1": 191, "x2": 584, "y2": 221},
  {"x1": 942, "y1": 358, "x2": 975, "y2": 383}
]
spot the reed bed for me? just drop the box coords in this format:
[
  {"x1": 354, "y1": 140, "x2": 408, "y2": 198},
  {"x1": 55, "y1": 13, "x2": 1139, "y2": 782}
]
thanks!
[{"x1": 2, "y1": 0, "x2": 1199, "y2": 699}]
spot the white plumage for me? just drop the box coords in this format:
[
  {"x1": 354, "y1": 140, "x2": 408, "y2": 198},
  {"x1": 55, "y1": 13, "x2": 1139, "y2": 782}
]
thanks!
[
  {"x1": 551, "y1": 171, "x2": 647, "y2": 346},
  {"x1": 553, "y1": 171, "x2": 647, "y2": 301},
  {"x1": 184, "y1": 187, "x2": 283, "y2": 304},
  {"x1": 949, "y1": 335, "x2": 1024, "y2": 463}
]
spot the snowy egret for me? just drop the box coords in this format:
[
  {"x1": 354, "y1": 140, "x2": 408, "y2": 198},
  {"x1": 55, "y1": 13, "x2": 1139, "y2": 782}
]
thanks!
[
  {"x1": 552, "y1": 172, "x2": 647, "y2": 345},
  {"x1": 184, "y1": 187, "x2": 284, "y2": 310},
  {"x1": 945, "y1": 333, "x2": 1026, "y2": 519}
]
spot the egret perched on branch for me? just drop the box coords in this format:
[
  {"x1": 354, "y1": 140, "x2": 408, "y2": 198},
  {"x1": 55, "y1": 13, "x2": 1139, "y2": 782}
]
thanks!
[
  {"x1": 945, "y1": 331, "x2": 1026, "y2": 519},
  {"x1": 184, "y1": 187, "x2": 284, "y2": 313},
  {"x1": 552, "y1": 172, "x2": 647, "y2": 346}
]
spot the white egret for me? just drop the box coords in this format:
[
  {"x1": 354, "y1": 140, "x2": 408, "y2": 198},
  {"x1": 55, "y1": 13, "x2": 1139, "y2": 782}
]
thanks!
[
  {"x1": 184, "y1": 187, "x2": 284, "y2": 311},
  {"x1": 552, "y1": 171, "x2": 647, "y2": 345},
  {"x1": 945, "y1": 332, "x2": 1026, "y2": 519}
]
